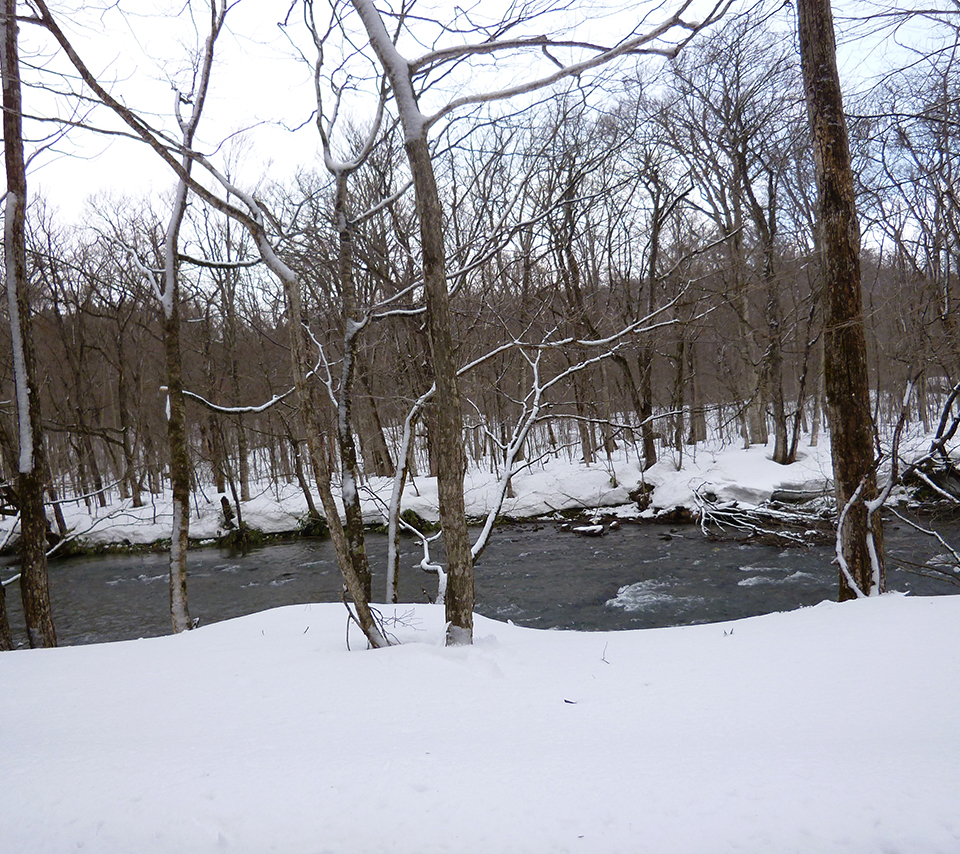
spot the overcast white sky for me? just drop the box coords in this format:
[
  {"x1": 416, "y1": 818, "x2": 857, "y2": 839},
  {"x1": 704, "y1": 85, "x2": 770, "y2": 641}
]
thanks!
[{"x1": 18, "y1": 0, "x2": 950, "y2": 224}]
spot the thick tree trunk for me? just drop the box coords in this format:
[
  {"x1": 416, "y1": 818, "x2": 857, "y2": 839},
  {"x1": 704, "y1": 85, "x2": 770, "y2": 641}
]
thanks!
[
  {"x1": 798, "y1": 0, "x2": 884, "y2": 598},
  {"x1": 2, "y1": 2, "x2": 57, "y2": 647},
  {"x1": 404, "y1": 136, "x2": 474, "y2": 644}
]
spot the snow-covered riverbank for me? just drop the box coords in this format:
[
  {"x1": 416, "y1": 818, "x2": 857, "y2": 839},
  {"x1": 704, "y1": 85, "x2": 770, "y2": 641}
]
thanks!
[{"x1": 4, "y1": 435, "x2": 845, "y2": 551}]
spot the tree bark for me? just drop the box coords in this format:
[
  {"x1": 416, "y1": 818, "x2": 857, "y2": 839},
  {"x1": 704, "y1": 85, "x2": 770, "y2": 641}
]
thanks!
[
  {"x1": 332, "y1": 172, "x2": 374, "y2": 602},
  {"x1": 0, "y1": 580, "x2": 12, "y2": 650},
  {"x1": 351, "y1": 0, "x2": 474, "y2": 643},
  {"x1": 798, "y1": 0, "x2": 884, "y2": 598},
  {"x1": 2, "y1": 0, "x2": 57, "y2": 647},
  {"x1": 405, "y1": 135, "x2": 474, "y2": 644},
  {"x1": 163, "y1": 288, "x2": 192, "y2": 631}
]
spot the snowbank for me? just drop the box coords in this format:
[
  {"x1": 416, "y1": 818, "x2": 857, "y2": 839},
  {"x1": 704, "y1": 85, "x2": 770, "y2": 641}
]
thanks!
[
  {"x1": 4, "y1": 435, "x2": 849, "y2": 549},
  {"x1": 2, "y1": 594, "x2": 957, "y2": 853}
]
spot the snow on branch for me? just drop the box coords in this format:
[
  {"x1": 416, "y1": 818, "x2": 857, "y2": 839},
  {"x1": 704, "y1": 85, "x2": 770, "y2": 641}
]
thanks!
[
  {"x1": 181, "y1": 387, "x2": 296, "y2": 415},
  {"x1": 834, "y1": 480, "x2": 868, "y2": 599},
  {"x1": 176, "y1": 253, "x2": 262, "y2": 271},
  {"x1": 420, "y1": 1, "x2": 733, "y2": 132}
]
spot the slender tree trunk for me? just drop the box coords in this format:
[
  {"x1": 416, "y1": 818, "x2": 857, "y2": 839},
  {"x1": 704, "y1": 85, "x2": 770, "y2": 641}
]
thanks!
[
  {"x1": 672, "y1": 337, "x2": 686, "y2": 454},
  {"x1": 117, "y1": 354, "x2": 143, "y2": 508},
  {"x1": 638, "y1": 347, "x2": 657, "y2": 469},
  {"x1": 333, "y1": 173, "x2": 373, "y2": 602},
  {"x1": 351, "y1": 0, "x2": 473, "y2": 643},
  {"x1": 574, "y1": 373, "x2": 596, "y2": 465},
  {"x1": 81, "y1": 433, "x2": 106, "y2": 507},
  {"x1": 2, "y1": 1, "x2": 56, "y2": 647},
  {"x1": 798, "y1": 0, "x2": 884, "y2": 598},
  {"x1": 163, "y1": 302, "x2": 192, "y2": 632},
  {"x1": 0, "y1": 580, "x2": 12, "y2": 650},
  {"x1": 235, "y1": 417, "x2": 250, "y2": 502},
  {"x1": 283, "y1": 421, "x2": 319, "y2": 521},
  {"x1": 357, "y1": 365, "x2": 395, "y2": 477},
  {"x1": 271, "y1": 248, "x2": 386, "y2": 647},
  {"x1": 764, "y1": 257, "x2": 789, "y2": 464},
  {"x1": 685, "y1": 343, "x2": 706, "y2": 445}
]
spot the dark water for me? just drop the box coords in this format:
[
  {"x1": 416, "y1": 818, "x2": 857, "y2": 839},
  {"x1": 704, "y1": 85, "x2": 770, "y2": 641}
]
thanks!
[{"x1": 3, "y1": 519, "x2": 958, "y2": 647}]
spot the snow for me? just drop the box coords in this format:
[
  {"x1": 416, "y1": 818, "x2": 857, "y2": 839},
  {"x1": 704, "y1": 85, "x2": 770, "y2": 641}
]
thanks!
[
  {"x1": 3, "y1": 432, "x2": 959, "y2": 850},
  {"x1": 6, "y1": 435, "x2": 848, "y2": 551},
  {"x1": 2, "y1": 595, "x2": 958, "y2": 853}
]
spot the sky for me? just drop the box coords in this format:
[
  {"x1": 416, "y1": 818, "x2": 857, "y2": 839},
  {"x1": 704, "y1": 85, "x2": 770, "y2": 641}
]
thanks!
[{"x1": 16, "y1": 0, "x2": 954, "y2": 224}]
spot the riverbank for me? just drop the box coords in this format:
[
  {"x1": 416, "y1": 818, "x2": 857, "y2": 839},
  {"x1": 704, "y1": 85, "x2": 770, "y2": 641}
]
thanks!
[{"x1": 1, "y1": 434, "x2": 853, "y2": 556}]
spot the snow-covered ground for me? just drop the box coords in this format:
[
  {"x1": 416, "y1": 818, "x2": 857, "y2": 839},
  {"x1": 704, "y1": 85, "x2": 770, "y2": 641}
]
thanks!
[
  {"x1": 4, "y1": 434, "x2": 849, "y2": 550},
  {"x1": 3, "y1": 432, "x2": 959, "y2": 852},
  {"x1": 2, "y1": 596, "x2": 958, "y2": 853}
]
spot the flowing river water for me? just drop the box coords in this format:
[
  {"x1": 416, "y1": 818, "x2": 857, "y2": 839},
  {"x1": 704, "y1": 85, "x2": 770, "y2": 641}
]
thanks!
[{"x1": 3, "y1": 517, "x2": 958, "y2": 647}]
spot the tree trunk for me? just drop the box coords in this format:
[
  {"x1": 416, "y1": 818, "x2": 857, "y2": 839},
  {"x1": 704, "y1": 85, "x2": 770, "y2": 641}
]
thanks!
[
  {"x1": 117, "y1": 352, "x2": 143, "y2": 508},
  {"x1": 798, "y1": 0, "x2": 884, "y2": 598},
  {"x1": 357, "y1": 365, "x2": 395, "y2": 477},
  {"x1": 672, "y1": 337, "x2": 686, "y2": 454},
  {"x1": 334, "y1": 171, "x2": 373, "y2": 602},
  {"x1": 283, "y1": 421, "x2": 319, "y2": 521},
  {"x1": 275, "y1": 254, "x2": 387, "y2": 647},
  {"x1": 351, "y1": 0, "x2": 474, "y2": 643},
  {"x1": 405, "y1": 135, "x2": 474, "y2": 644},
  {"x1": 685, "y1": 343, "x2": 707, "y2": 445},
  {"x1": 638, "y1": 346, "x2": 658, "y2": 469},
  {"x1": 2, "y1": 1, "x2": 57, "y2": 647},
  {"x1": 0, "y1": 580, "x2": 12, "y2": 650},
  {"x1": 164, "y1": 304, "x2": 192, "y2": 632}
]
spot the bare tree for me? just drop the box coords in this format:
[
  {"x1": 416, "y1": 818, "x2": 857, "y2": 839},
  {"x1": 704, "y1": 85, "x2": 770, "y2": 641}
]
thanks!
[{"x1": 349, "y1": 0, "x2": 728, "y2": 643}]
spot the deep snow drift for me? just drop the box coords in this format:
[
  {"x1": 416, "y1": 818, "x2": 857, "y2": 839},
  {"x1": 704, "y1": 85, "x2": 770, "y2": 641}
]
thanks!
[{"x1": 2, "y1": 596, "x2": 958, "y2": 853}]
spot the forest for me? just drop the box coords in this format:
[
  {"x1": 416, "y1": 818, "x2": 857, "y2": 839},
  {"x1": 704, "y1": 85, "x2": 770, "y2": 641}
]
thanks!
[{"x1": 2, "y1": 0, "x2": 958, "y2": 647}]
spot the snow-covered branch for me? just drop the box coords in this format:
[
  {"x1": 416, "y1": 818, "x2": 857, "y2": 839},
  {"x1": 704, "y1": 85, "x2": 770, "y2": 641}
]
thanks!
[
  {"x1": 181, "y1": 387, "x2": 296, "y2": 415},
  {"x1": 421, "y1": 1, "x2": 732, "y2": 132}
]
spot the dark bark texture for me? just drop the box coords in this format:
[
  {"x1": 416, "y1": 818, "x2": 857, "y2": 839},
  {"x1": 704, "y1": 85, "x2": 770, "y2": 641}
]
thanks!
[
  {"x1": 405, "y1": 135, "x2": 474, "y2": 643},
  {"x1": 798, "y1": 0, "x2": 884, "y2": 598},
  {"x1": 2, "y1": 1, "x2": 57, "y2": 646}
]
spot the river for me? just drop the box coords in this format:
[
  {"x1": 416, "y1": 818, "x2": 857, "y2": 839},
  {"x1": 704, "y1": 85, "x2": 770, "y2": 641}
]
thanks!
[{"x1": 3, "y1": 518, "x2": 958, "y2": 646}]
